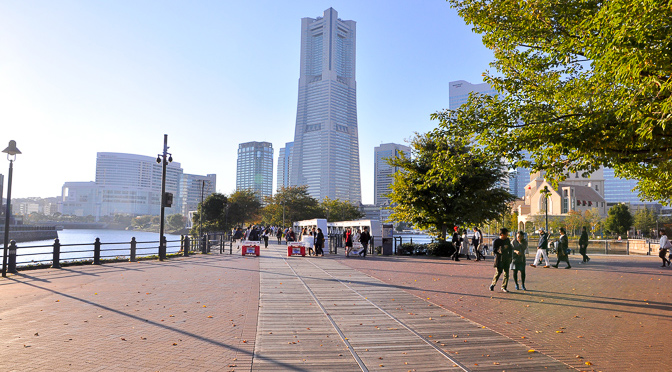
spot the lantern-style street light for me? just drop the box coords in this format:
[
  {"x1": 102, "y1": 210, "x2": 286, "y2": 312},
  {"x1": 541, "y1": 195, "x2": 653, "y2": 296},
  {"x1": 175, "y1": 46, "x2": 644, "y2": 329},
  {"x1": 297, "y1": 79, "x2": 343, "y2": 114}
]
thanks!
[{"x1": 2, "y1": 140, "x2": 21, "y2": 277}]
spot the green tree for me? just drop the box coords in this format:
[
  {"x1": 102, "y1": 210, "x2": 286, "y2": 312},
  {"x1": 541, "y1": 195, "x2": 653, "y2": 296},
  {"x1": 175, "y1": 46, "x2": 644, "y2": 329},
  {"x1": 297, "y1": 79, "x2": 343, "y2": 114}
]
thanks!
[
  {"x1": 132, "y1": 215, "x2": 151, "y2": 228},
  {"x1": 167, "y1": 213, "x2": 186, "y2": 231},
  {"x1": 319, "y1": 197, "x2": 363, "y2": 222},
  {"x1": 584, "y1": 208, "x2": 604, "y2": 238},
  {"x1": 437, "y1": 0, "x2": 672, "y2": 204},
  {"x1": 634, "y1": 207, "x2": 657, "y2": 237},
  {"x1": 227, "y1": 189, "x2": 262, "y2": 228},
  {"x1": 604, "y1": 204, "x2": 634, "y2": 237},
  {"x1": 565, "y1": 211, "x2": 584, "y2": 237},
  {"x1": 261, "y1": 186, "x2": 320, "y2": 227},
  {"x1": 191, "y1": 193, "x2": 229, "y2": 235},
  {"x1": 387, "y1": 132, "x2": 516, "y2": 240}
]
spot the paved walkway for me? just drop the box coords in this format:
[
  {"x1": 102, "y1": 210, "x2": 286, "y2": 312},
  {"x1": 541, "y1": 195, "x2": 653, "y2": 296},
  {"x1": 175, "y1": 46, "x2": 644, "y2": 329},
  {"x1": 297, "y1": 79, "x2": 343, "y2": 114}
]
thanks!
[{"x1": 1, "y1": 241, "x2": 670, "y2": 371}]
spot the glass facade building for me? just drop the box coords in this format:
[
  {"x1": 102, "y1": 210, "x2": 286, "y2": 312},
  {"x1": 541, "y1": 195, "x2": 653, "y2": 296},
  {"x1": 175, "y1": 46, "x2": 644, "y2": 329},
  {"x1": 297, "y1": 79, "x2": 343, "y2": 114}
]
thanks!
[
  {"x1": 236, "y1": 141, "x2": 273, "y2": 201},
  {"x1": 179, "y1": 173, "x2": 216, "y2": 217},
  {"x1": 374, "y1": 143, "x2": 410, "y2": 206},
  {"x1": 289, "y1": 8, "x2": 361, "y2": 204},
  {"x1": 276, "y1": 142, "x2": 294, "y2": 192}
]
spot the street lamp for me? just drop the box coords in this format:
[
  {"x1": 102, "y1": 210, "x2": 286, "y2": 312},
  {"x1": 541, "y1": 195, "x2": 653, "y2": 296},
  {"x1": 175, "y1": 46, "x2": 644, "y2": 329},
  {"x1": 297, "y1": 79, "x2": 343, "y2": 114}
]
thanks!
[
  {"x1": 2, "y1": 140, "x2": 21, "y2": 277},
  {"x1": 156, "y1": 135, "x2": 172, "y2": 261},
  {"x1": 200, "y1": 180, "x2": 204, "y2": 238},
  {"x1": 541, "y1": 185, "x2": 551, "y2": 233}
]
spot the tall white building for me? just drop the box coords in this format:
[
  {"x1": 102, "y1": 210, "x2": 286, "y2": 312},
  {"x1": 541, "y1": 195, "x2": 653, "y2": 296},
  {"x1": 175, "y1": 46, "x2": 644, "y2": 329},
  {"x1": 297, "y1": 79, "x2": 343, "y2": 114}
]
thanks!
[
  {"x1": 374, "y1": 143, "x2": 411, "y2": 206},
  {"x1": 236, "y1": 141, "x2": 273, "y2": 201},
  {"x1": 276, "y1": 142, "x2": 294, "y2": 192},
  {"x1": 60, "y1": 152, "x2": 212, "y2": 219},
  {"x1": 289, "y1": 8, "x2": 361, "y2": 204}
]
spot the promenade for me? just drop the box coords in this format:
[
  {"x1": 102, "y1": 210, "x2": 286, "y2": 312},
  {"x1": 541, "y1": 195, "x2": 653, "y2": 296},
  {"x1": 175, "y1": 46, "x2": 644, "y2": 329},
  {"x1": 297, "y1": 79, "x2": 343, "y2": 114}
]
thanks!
[{"x1": 1, "y1": 241, "x2": 670, "y2": 371}]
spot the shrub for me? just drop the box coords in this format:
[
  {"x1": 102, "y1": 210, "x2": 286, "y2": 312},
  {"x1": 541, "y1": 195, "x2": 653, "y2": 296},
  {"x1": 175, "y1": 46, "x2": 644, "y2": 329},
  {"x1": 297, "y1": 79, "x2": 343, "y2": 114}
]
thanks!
[{"x1": 426, "y1": 241, "x2": 455, "y2": 257}]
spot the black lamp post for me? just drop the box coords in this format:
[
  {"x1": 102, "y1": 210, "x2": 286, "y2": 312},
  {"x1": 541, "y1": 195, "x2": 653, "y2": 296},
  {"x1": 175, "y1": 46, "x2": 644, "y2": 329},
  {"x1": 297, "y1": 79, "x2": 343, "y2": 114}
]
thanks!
[
  {"x1": 2, "y1": 140, "x2": 21, "y2": 277},
  {"x1": 541, "y1": 185, "x2": 550, "y2": 233},
  {"x1": 156, "y1": 135, "x2": 172, "y2": 261}
]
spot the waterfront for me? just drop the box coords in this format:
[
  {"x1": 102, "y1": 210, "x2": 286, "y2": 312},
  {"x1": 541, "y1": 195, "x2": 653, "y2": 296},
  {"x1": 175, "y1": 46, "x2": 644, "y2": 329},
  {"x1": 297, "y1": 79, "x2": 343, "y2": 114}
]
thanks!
[{"x1": 12, "y1": 229, "x2": 183, "y2": 266}]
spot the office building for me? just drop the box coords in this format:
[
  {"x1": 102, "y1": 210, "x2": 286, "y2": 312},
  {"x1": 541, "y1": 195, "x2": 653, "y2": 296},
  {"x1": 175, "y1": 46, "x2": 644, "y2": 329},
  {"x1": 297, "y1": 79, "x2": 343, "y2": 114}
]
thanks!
[
  {"x1": 449, "y1": 80, "x2": 499, "y2": 111},
  {"x1": 277, "y1": 142, "x2": 294, "y2": 192},
  {"x1": 179, "y1": 173, "x2": 216, "y2": 217},
  {"x1": 374, "y1": 143, "x2": 410, "y2": 206},
  {"x1": 602, "y1": 168, "x2": 651, "y2": 204},
  {"x1": 60, "y1": 152, "x2": 213, "y2": 219},
  {"x1": 236, "y1": 141, "x2": 274, "y2": 201},
  {"x1": 289, "y1": 8, "x2": 362, "y2": 204}
]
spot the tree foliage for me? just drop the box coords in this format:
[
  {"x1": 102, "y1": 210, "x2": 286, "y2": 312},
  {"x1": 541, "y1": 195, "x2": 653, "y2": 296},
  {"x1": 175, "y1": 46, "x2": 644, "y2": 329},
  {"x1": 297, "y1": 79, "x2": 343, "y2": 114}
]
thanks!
[
  {"x1": 227, "y1": 189, "x2": 262, "y2": 227},
  {"x1": 167, "y1": 213, "x2": 186, "y2": 231},
  {"x1": 439, "y1": 0, "x2": 672, "y2": 204},
  {"x1": 192, "y1": 192, "x2": 229, "y2": 234},
  {"x1": 604, "y1": 203, "x2": 634, "y2": 236},
  {"x1": 387, "y1": 131, "x2": 516, "y2": 240},
  {"x1": 633, "y1": 207, "x2": 658, "y2": 237},
  {"x1": 261, "y1": 186, "x2": 321, "y2": 227},
  {"x1": 319, "y1": 197, "x2": 363, "y2": 222}
]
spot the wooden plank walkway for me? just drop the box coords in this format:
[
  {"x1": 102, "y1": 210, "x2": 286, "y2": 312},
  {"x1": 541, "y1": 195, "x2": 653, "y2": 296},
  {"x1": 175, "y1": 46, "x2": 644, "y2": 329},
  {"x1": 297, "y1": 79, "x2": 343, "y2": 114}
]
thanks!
[{"x1": 251, "y1": 244, "x2": 573, "y2": 371}]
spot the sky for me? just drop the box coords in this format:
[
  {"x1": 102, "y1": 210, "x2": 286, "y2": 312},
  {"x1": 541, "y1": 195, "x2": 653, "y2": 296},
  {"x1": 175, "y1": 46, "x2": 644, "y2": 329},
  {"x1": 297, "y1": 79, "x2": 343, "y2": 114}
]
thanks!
[{"x1": 0, "y1": 0, "x2": 493, "y2": 203}]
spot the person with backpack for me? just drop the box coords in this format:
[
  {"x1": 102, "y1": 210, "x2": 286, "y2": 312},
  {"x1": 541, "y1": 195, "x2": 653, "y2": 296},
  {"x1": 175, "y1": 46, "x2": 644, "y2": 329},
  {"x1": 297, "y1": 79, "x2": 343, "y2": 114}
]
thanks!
[
  {"x1": 315, "y1": 228, "x2": 325, "y2": 256},
  {"x1": 530, "y1": 228, "x2": 551, "y2": 268}
]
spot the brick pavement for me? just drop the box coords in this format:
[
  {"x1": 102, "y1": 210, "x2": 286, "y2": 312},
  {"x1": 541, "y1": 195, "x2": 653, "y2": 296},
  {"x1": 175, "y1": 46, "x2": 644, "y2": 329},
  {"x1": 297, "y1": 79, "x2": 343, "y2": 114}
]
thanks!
[
  {"x1": 0, "y1": 254, "x2": 259, "y2": 372},
  {"x1": 338, "y1": 253, "x2": 672, "y2": 372}
]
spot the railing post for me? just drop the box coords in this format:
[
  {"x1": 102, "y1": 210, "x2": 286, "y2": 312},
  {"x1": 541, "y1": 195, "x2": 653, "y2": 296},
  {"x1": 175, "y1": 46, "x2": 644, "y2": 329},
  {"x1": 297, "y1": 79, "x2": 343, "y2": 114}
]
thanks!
[
  {"x1": 184, "y1": 236, "x2": 190, "y2": 257},
  {"x1": 626, "y1": 240, "x2": 630, "y2": 255},
  {"x1": 605, "y1": 240, "x2": 608, "y2": 255},
  {"x1": 7, "y1": 240, "x2": 17, "y2": 274},
  {"x1": 220, "y1": 234, "x2": 223, "y2": 254},
  {"x1": 52, "y1": 238, "x2": 61, "y2": 269},
  {"x1": 93, "y1": 238, "x2": 101, "y2": 265},
  {"x1": 230, "y1": 236, "x2": 233, "y2": 255},
  {"x1": 130, "y1": 237, "x2": 137, "y2": 262},
  {"x1": 648, "y1": 241, "x2": 651, "y2": 255},
  {"x1": 180, "y1": 235, "x2": 184, "y2": 253}
]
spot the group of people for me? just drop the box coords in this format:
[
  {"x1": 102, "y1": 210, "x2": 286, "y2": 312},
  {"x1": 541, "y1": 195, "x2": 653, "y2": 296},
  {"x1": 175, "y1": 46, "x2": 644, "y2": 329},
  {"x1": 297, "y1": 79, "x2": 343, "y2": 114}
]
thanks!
[
  {"x1": 450, "y1": 227, "x2": 486, "y2": 261},
  {"x1": 231, "y1": 224, "x2": 329, "y2": 256},
  {"x1": 343, "y1": 227, "x2": 371, "y2": 258},
  {"x1": 489, "y1": 226, "x2": 593, "y2": 292}
]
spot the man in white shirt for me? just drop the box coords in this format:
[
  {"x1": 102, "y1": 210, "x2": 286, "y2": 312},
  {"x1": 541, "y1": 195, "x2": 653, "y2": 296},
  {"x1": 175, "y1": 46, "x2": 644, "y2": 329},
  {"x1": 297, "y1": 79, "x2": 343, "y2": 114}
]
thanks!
[
  {"x1": 659, "y1": 230, "x2": 671, "y2": 267},
  {"x1": 530, "y1": 228, "x2": 551, "y2": 268}
]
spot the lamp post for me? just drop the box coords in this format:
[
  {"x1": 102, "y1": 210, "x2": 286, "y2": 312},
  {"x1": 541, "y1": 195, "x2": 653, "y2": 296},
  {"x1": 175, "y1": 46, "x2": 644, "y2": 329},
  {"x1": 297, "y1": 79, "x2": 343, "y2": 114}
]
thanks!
[
  {"x1": 2, "y1": 140, "x2": 21, "y2": 277},
  {"x1": 200, "y1": 180, "x2": 204, "y2": 238},
  {"x1": 541, "y1": 185, "x2": 550, "y2": 233},
  {"x1": 156, "y1": 135, "x2": 172, "y2": 261}
]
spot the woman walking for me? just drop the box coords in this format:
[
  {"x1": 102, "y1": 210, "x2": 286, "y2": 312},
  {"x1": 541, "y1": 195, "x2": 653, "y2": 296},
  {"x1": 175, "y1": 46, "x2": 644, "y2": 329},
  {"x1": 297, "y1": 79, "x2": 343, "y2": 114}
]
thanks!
[
  {"x1": 553, "y1": 227, "x2": 572, "y2": 269},
  {"x1": 315, "y1": 228, "x2": 325, "y2": 256},
  {"x1": 511, "y1": 231, "x2": 528, "y2": 290},
  {"x1": 344, "y1": 228, "x2": 353, "y2": 257},
  {"x1": 579, "y1": 226, "x2": 590, "y2": 263}
]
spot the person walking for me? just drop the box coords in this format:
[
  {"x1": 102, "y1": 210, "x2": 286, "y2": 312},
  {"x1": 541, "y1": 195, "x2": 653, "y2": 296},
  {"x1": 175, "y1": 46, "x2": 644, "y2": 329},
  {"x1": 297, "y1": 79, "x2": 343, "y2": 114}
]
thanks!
[
  {"x1": 262, "y1": 228, "x2": 270, "y2": 248},
  {"x1": 276, "y1": 228, "x2": 283, "y2": 244},
  {"x1": 579, "y1": 226, "x2": 590, "y2": 263},
  {"x1": 511, "y1": 231, "x2": 528, "y2": 290},
  {"x1": 344, "y1": 228, "x2": 353, "y2": 257},
  {"x1": 473, "y1": 227, "x2": 484, "y2": 261},
  {"x1": 553, "y1": 227, "x2": 572, "y2": 269},
  {"x1": 359, "y1": 226, "x2": 371, "y2": 258},
  {"x1": 461, "y1": 229, "x2": 471, "y2": 260},
  {"x1": 451, "y1": 227, "x2": 461, "y2": 261},
  {"x1": 530, "y1": 228, "x2": 551, "y2": 268},
  {"x1": 315, "y1": 228, "x2": 325, "y2": 256},
  {"x1": 490, "y1": 228, "x2": 513, "y2": 292},
  {"x1": 659, "y1": 229, "x2": 671, "y2": 267}
]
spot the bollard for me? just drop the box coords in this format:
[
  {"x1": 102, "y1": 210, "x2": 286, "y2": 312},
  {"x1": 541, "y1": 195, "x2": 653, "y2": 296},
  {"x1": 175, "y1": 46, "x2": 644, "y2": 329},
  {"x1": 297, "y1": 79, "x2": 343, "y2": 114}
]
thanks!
[
  {"x1": 93, "y1": 238, "x2": 101, "y2": 265},
  {"x1": 130, "y1": 237, "x2": 137, "y2": 262},
  {"x1": 7, "y1": 240, "x2": 17, "y2": 274},
  {"x1": 52, "y1": 239, "x2": 61, "y2": 269},
  {"x1": 201, "y1": 235, "x2": 207, "y2": 254},
  {"x1": 230, "y1": 238, "x2": 233, "y2": 255},
  {"x1": 626, "y1": 240, "x2": 630, "y2": 255},
  {"x1": 220, "y1": 235, "x2": 223, "y2": 254},
  {"x1": 184, "y1": 236, "x2": 190, "y2": 257}
]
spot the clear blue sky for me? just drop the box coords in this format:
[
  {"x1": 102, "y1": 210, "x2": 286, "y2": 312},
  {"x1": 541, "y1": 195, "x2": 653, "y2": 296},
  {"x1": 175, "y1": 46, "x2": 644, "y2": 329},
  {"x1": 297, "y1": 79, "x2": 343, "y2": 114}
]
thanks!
[{"x1": 0, "y1": 0, "x2": 493, "y2": 202}]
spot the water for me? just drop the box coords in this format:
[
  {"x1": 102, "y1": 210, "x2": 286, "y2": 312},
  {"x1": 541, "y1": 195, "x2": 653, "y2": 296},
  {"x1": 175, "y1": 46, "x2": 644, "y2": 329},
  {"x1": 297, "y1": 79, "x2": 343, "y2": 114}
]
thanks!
[
  {"x1": 12, "y1": 229, "x2": 184, "y2": 266},
  {"x1": 393, "y1": 233, "x2": 434, "y2": 245}
]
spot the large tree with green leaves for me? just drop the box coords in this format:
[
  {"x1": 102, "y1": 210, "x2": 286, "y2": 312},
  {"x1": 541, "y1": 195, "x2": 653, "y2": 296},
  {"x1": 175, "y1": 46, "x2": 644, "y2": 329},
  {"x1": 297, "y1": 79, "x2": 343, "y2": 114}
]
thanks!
[
  {"x1": 633, "y1": 207, "x2": 657, "y2": 237},
  {"x1": 438, "y1": 0, "x2": 672, "y2": 204},
  {"x1": 604, "y1": 203, "x2": 634, "y2": 236},
  {"x1": 261, "y1": 186, "x2": 320, "y2": 227},
  {"x1": 191, "y1": 192, "x2": 229, "y2": 234},
  {"x1": 387, "y1": 131, "x2": 516, "y2": 240},
  {"x1": 227, "y1": 189, "x2": 262, "y2": 227},
  {"x1": 319, "y1": 197, "x2": 363, "y2": 222}
]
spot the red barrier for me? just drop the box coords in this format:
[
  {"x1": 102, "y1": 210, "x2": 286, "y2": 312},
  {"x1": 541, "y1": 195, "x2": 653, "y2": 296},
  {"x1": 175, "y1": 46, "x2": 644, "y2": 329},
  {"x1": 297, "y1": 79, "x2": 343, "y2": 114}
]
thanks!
[
  {"x1": 242, "y1": 244, "x2": 260, "y2": 256},
  {"x1": 287, "y1": 244, "x2": 306, "y2": 257}
]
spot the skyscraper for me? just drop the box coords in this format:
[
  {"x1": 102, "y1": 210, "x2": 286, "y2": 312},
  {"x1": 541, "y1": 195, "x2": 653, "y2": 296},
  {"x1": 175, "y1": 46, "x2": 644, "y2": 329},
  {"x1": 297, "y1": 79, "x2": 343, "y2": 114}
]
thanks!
[
  {"x1": 276, "y1": 142, "x2": 294, "y2": 192},
  {"x1": 374, "y1": 143, "x2": 411, "y2": 206},
  {"x1": 236, "y1": 141, "x2": 274, "y2": 201},
  {"x1": 179, "y1": 173, "x2": 216, "y2": 216},
  {"x1": 289, "y1": 8, "x2": 361, "y2": 204}
]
